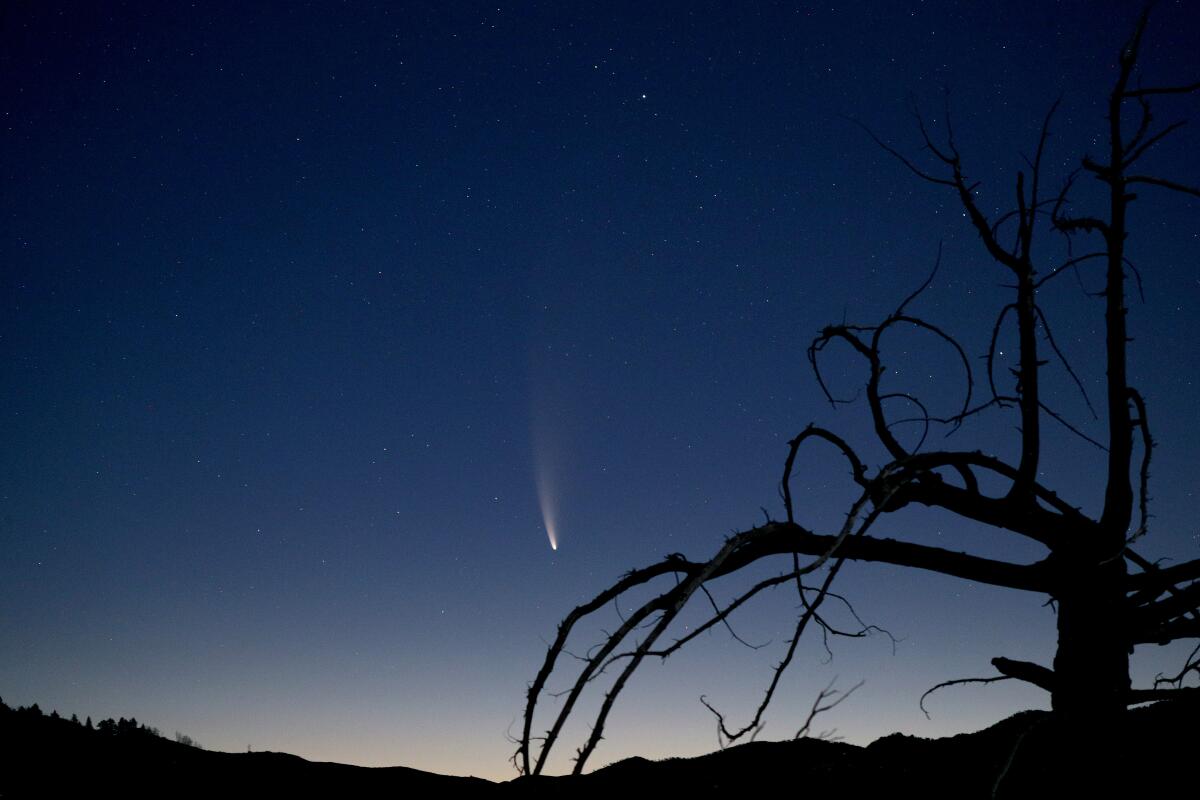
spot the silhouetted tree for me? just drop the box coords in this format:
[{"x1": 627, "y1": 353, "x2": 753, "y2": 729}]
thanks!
[
  {"x1": 174, "y1": 731, "x2": 201, "y2": 749},
  {"x1": 516, "y1": 9, "x2": 1200, "y2": 777}
]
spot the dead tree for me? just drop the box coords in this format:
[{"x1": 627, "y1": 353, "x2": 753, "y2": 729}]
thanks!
[{"x1": 515, "y1": 9, "x2": 1200, "y2": 777}]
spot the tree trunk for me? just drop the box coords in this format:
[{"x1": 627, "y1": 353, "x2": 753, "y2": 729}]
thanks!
[{"x1": 1051, "y1": 547, "x2": 1130, "y2": 720}]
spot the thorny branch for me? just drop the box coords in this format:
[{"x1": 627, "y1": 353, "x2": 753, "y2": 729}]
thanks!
[{"x1": 920, "y1": 675, "x2": 1013, "y2": 719}]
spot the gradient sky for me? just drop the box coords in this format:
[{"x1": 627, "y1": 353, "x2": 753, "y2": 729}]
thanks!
[{"x1": 3, "y1": 0, "x2": 1199, "y2": 781}]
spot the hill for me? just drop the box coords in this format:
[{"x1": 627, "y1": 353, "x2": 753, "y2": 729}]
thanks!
[
  {"x1": 0, "y1": 698, "x2": 490, "y2": 798},
  {"x1": 2, "y1": 696, "x2": 1194, "y2": 797}
]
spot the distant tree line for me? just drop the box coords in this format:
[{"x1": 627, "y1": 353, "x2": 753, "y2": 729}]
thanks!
[{"x1": 0, "y1": 695, "x2": 200, "y2": 748}]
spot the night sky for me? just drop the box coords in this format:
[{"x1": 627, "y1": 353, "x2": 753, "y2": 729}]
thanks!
[{"x1": 3, "y1": 0, "x2": 1199, "y2": 781}]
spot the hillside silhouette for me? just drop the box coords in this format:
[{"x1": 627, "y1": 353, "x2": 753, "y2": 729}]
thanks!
[
  {"x1": 0, "y1": 697, "x2": 489, "y2": 798},
  {"x1": 2, "y1": 696, "x2": 1193, "y2": 797}
]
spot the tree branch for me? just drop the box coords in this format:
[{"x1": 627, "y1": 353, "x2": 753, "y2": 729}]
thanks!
[
  {"x1": 794, "y1": 678, "x2": 864, "y2": 738},
  {"x1": 1125, "y1": 174, "x2": 1200, "y2": 198},
  {"x1": 1123, "y1": 81, "x2": 1200, "y2": 98},
  {"x1": 991, "y1": 656, "x2": 1057, "y2": 692},
  {"x1": 920, "y1": 675, "x2": 1012, "y2": 719}
]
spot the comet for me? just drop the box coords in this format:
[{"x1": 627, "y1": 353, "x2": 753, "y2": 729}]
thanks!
[
  {"x1": 535, "y1": 466, "x2": 559, "y2": 551},
  {"x1": 529, "y1": 363, "x2": 566, "y2": 553}
]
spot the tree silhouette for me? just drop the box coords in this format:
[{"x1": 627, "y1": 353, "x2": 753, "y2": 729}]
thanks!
[{"x1": 515, "y1": 9, "x2": 1200, "y2": 778}]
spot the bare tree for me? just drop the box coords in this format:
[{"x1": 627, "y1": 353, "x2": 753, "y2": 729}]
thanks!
[{"x1": 515, "y1": 9, "x2": 1200, "y2": 777}]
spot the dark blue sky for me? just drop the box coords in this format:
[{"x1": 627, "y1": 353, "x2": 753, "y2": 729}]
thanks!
[{"x1": 3, "y1": 0, "x2": 1198, "y2": 779}]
